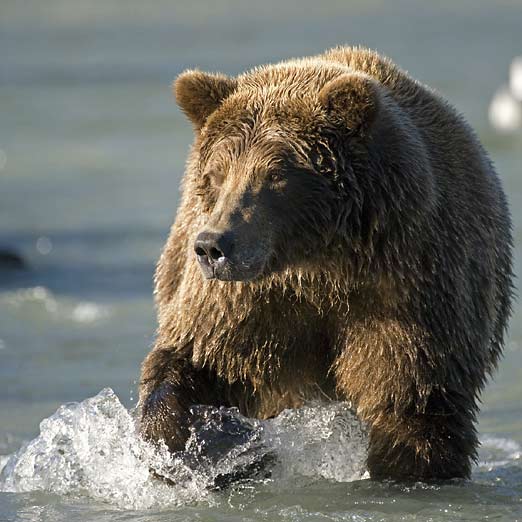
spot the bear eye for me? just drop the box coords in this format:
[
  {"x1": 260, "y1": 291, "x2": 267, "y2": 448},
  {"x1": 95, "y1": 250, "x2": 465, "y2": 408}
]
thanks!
[{"x1": 268, "y1": 170, "x2": 285, "y2": 184}]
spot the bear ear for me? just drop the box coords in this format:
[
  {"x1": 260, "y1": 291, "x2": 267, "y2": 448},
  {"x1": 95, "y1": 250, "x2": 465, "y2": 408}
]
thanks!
[
  {"x1": 318, "y1": 73, "x2": 382, "y2": 136},
  {"x1": 174, "y1": 70, "x2": 237, "y2": 129}
]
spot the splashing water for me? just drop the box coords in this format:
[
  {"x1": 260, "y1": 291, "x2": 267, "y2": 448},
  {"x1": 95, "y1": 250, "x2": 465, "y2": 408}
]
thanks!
[
  {"x1": 0, "y1": 389, "x2": 202, "y2": 509},
  {"x1": 0, "y1": 389, "x2": 368, "y2": 509},
  {"x1": 263, "y1": 402, "x2": 368, "y2": 483}
]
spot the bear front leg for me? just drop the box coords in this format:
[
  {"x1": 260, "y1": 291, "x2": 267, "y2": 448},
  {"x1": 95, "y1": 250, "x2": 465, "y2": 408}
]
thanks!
[
  {"x1": 334, "y1": 319, "x2": 479, "y2": 480},
  {"x1": 365, "y1": 399, "x2": 477, "y2": 480},
  {"x1": 138, "y1": 347, "x2": 224, "y2": 453}
]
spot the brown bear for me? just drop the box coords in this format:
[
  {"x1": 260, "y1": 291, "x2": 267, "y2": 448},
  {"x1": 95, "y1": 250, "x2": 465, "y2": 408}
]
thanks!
[{"x1": 138, "y1": 46, "x2": 513, "y2": 481}]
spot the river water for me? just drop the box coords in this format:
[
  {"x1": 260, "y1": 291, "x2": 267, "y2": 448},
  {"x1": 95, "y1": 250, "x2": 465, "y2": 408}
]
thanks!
[{"x1": 1, "y1": 1, "x2": 522, "y2": 520}]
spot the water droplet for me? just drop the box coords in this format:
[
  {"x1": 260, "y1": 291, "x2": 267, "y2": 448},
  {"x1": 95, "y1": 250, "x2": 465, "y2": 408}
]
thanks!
[{"x1": 36, "y1": 236, "x2": 53, "y2": 255}]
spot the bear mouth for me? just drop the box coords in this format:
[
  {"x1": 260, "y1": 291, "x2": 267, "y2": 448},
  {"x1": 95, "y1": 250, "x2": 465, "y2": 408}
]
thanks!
[{"x1": 196, "y1": 254, "x2": 267, "y2": 282}]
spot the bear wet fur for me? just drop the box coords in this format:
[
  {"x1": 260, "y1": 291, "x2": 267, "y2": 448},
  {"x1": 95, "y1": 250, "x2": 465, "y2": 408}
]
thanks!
[{"x1": 139, "y1": 47, "x2": 513, "y2": 480}]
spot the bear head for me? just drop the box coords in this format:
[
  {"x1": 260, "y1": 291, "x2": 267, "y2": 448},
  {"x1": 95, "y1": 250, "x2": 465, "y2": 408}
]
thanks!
[{"x1": 174, "y1": 61, "x2": 429, "y2": 282}]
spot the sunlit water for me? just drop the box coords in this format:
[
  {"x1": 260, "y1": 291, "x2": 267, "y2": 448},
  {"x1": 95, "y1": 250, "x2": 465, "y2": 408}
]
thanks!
[{"x1": 2, "y1": 0, "x2": 522, "y2": 520}]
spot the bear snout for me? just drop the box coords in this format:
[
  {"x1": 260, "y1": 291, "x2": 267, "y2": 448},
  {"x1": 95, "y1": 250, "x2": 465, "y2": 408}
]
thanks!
[
  {"x1": 194, "y1": 229, "x2": 267, "y2": 281},
  {"x1": 194, "y1": 230, "x2": 233, "y2": 280}
]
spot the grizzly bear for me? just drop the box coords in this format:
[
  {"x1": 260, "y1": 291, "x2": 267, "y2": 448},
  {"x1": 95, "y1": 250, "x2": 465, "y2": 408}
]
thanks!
[{"x1": 139, "y1": 46, "x2": 513, "y2": 481}]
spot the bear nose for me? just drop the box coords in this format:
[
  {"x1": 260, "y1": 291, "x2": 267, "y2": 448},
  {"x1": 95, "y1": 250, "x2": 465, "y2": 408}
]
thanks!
[{"x1": 194, "y1": 231, "x2": 233, "y2": 264}]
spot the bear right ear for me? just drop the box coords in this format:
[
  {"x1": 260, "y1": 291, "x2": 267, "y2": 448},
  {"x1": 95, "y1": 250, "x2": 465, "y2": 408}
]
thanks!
[
  {"x1": 318, "y1": 73, "x2": 382, "y2": 136},
  {"x1": 174, "y1": 70, "x2": 237, "y2": 130}
]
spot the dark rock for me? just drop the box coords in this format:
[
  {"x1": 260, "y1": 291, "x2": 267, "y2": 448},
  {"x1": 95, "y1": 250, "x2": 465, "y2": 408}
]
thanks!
[{"x1": 0, "y1": 248, "x2": 27, "y2": 270}]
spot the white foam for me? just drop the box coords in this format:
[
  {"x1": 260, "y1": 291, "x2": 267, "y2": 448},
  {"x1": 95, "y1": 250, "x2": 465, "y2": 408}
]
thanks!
[
  {"x1": 0, "y1": 286, "x2": 109, "y2": 324},
  {"x1": 476, "y1": 435, "x2": 522, "y2": 471},
  {"x1": 481, "y1": 436, "x2": 521, "y2": 456}
]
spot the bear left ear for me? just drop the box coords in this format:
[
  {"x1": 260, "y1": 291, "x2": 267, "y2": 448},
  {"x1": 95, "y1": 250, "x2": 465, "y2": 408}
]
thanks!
[
  {"x1": 174, "y1": 70, "x2": 237, "y2": 130},
  {"x1": 318, "y1": 73, "x2": 382, "y2": 136}
]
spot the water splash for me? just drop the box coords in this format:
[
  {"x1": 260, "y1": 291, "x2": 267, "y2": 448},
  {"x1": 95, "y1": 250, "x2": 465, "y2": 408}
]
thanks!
[
  {"x1": 264, "y1": 402, "x2": 368, "y2": 483},
  {"x1": 0, "y1": 389, "x2": 211, "y2": 508},
  {"x1": 0, "y1": 389, "x2": 368, "y2": 509}
]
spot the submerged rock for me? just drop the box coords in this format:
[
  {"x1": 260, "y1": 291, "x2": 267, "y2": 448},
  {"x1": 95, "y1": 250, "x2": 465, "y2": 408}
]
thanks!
[{"x1": 0, "y1": 248, "x2": 27, "y2": 271}]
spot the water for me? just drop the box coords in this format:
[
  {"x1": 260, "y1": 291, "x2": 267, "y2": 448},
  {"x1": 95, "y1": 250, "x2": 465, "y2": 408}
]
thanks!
[
  {"x1": 0, "y1": 389, "x2": 367, "y2": 509},
  {"x1": 0, "y1": 389, "x2": 520, "y2": 521},
  {"x1": 1, "y1": 0, "x2": 522, "y2": 520}
]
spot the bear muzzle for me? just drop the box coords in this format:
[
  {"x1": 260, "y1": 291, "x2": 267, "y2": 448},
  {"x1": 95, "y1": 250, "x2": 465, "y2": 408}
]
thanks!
[{"x1": 194, "y1": 230, "x2": 266, "y2": 281}]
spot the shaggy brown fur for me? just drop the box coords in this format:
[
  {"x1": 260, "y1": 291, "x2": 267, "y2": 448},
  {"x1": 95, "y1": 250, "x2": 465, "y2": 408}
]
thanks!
[{"x1": 139, "y1": 46, "x2": 513, "y2": 480}]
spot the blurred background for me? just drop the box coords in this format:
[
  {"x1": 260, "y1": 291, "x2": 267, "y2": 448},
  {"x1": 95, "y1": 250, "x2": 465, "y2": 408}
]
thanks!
[{"x1": 1, "y1": 0, "x2": 522, "y2": 460}]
